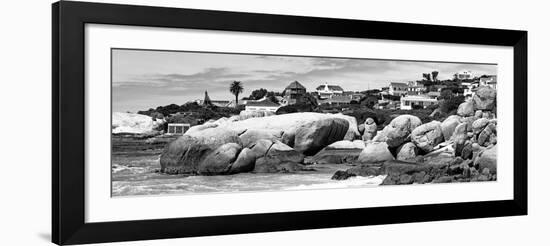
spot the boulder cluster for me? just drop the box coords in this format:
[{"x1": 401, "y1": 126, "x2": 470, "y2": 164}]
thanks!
[
  {"x1": 160, "y1": 112, "x2": 358, "y2": 175},
  {"x1": 159, "y1": 86, "x2": 498, "y2": 185},
  {"x1": 333, "y1": 86, "x2": 498, "y2": 184}
]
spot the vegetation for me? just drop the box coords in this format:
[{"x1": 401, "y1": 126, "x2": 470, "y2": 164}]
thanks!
[
  {"x1": 431, "y1": 71, "x2": 439, "y2": 81},
  {"x1": 438, "y1": 95, "x2": 464, "y2": 114},
  {"x1": 138, "y1": 102, "x2": 243, "y2": 128},
  {"x1": 229, "y1": 81, "x2": 244, "y2": 108},
  {"x1": 242, "y1": 88, "x2": 280, "y2": 103}
]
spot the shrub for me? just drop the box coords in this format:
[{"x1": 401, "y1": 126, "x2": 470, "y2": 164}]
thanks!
[{"x1": 439, "y1": 95, "x2": 464, "y2": 114}]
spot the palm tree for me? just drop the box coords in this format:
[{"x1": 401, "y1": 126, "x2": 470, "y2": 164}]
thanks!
[{"x1": 229, "y1": 81, "x2": 244, "y2": 108}]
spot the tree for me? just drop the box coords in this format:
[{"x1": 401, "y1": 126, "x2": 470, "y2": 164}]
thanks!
[
  {"x1": 431, "y1": 71, "x2": 439, "y2": 82},
  {"x1": 440, "y1": 89, "x2": 453, "y2": 100},
  {"x1": 248, "y1": 88, "x2": 268, "y2": 100},
  {"x1": 422, "y1": 73, "x2": 432, "y2": 81},
  {"x1": 229, "y1": 81, "x2": 244, "y2": 108}
]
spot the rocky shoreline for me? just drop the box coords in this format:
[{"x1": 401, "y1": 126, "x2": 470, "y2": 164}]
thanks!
[{"x1": 157, "y1": 86, "x2": 497, "y2": 185}]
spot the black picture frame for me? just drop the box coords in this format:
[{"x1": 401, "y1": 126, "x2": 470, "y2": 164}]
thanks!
[{"x1": 52, "y1": 1, "x2": 527, "y2": 245}]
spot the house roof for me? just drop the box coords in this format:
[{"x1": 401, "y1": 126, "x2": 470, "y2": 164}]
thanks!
[
  {"x1": 246, "y1": 100, "x2": 280, "y2": 107},
  {"x1": 316, "y1": 84, "x2": 344, "y2": 91},
  {"x1": 285, "y1": 81, "x2": 306, "y2": 90},
  {"x1": 401, "y1": 95, "x2": 438, "y2": 102},
  {"x1": 390, "y1": 82, "x2": 408, "y2": 87}
]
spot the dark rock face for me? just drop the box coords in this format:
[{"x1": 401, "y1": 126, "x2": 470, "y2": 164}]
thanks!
[
  {"x1": 311, "y1": 148, "x2": 363, "y2": 164},
  {"x1": 253, "y1": 141, "x2": 305, "y2": 173},
  {"x1": 229, "y1": 148, "x2": 257, "y2": 174},
  {"x1": 198, "y1": 143, "x2": 242, "y2": 175},
  {"x1": 160, "y1": 135, "x2": 241, "y2": 174},
  {"x1": 331, "y1": 170, "x2": 357, "y2": 180},
  {"x1": 160, "y1": 133, "x2": 306, "y2": 175},
  {"x1": 294, "y1": 118, "x2": 349, "y2": 155},
  {"x1": 331, "y1": 156, "x2": 496, "y2": 184}
]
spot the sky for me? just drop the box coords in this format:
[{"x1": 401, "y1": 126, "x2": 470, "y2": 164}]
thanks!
[{"x1": 112, "y1": 49, "x2": 497, "y2": 113}]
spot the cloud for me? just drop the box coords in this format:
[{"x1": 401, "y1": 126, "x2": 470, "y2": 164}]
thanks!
[
  {"x1": 113, "y1": 51, "x2": 497, "y2": 112},
  {"x1": 113, "y1": 67, "x2": 252, "y2": 89}
]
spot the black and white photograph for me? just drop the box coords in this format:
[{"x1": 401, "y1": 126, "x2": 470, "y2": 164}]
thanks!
[{"x1": 111, "y1": 48, "x2": 498, "y2": 197}]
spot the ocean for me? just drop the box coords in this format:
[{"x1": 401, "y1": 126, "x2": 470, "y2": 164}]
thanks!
[{"x1": 111, "y1": 150, "x2": 384, "y2": 197}]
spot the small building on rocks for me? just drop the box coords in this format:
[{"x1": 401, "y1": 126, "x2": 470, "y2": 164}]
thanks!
[
  {"x1": 400, "y1": 95, "x2": 438, "y2": 110},
  {"x1": 167, "y1": 123, "x2": 191, "y2": 135}
]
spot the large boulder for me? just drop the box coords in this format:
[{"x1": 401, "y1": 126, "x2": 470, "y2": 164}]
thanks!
[
  {"x1": 159, "y1": 133, "x2": 242, "y2": 174},
  {"x1": 294, "y1": 118, "x2": 349, "y2": 155},
  {"x1": 396, "y1": 142, "x2": 418, "y2": 161},
  {"x1": 185, "y1": 112, "x2": 352, "y2": 155},
  {"x1": 473, "y1": 86, "x2": 497, "y2": 110},
  {"x1": 457, "y1": 100, "x2": 475, "y2": 117},
  {"x1": 383, "y1": 115, "x2": 422, "y2": 147},
  {"x1": 411, "y1": 121, "x2": 445, "y2": 153},
  {"x1": 474, "y1": 146, "x2": 497, "y2": 174},
  {"x1": 362, "y1": 118, "x2": 378, "y2": 141},
  {"x1": 198, "y1": 143, "x2": 242, "y2": 175},
  {"x1": 357, "y1": 142, "x2": 395, "y2": 163},
  {"x1": 440, "y1": 115, "x2": 461, "y2": 141}
]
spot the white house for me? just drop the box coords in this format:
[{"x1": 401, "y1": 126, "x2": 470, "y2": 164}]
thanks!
[
  {"x1": 315, "y1": 83, "x2": 344, "y2": 99},
  {"x1": 454, "y1": 70, "x2": 473, "y2": 80},
  {"x1": 400, "y1": 95, "x2": 438, "y2": 110},
  {"x1": 389, "y1": 82, "x2": 408, "y2": 96},
  {"x1": 244, "y1": 99, "x2": 281, "y2": 112}
]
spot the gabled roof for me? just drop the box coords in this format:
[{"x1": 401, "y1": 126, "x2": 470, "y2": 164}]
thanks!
[
  {"x1": 246, "y1": 100, "x2": 280, "y2": 107},
  {"x1": 316, "y1": 84, "x2": 344, "y2": 91},
  {"x1": 285, "y1": 81, "x2": 306, "y2": 90},
  {"x1": 390, "y1": 82, "x2": 408, "y2": 87}
]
